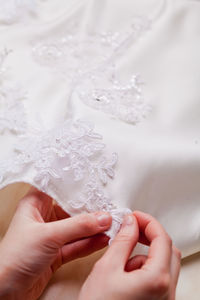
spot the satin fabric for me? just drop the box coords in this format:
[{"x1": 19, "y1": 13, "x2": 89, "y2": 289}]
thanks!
[
  {"x1": 0, "y1": 0, "x2": 200, "y2": 256},
  {"x1": 0, "y1": 0, "x2": 200, "y2": 298}
]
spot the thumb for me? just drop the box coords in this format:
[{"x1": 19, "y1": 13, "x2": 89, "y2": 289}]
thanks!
[
  {"x1": 45, "y1": 212, "x2": 112, "y2": 246},
  {"x1": 102, "y1": 214, "x2": 139, "y2": 267}
]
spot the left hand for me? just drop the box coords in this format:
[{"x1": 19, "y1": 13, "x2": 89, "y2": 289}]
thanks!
[{"x1": 0, "y1": 187, "x2": 112, "y2": 300}]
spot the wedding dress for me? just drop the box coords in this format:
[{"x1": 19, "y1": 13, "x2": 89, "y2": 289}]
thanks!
[{"x1": 0, "y1": 0, "x2": 200, "y2": 261}]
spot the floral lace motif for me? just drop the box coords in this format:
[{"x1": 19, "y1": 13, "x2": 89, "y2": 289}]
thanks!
[
  {"x1": 79, "y1": 73, "x2": 152, "y2": 124},
  {"x1": 0, "y1": 49, "x2": 27, "y2": 134},
  {"x1": 12, "y1": 120, "x2": 116, "y2": 194},
  {"x1": 0, "y1": 47, "x2": 131, "y2": 239},
  {"x1": 32, "y1": 17, "x2": 150, "y2": 79},
  {"x1": 0, "y1": 119, "x2": 131, "y2": 239},
  {"x1": 32, "y1": 16, "x2": 152, "y2": 124},
  {"x1": 0, "y1": 0, "x2": 35, "y2": 24},
  {"x1": 0, "y1": 17, "x2": 151, "y2": 239}
]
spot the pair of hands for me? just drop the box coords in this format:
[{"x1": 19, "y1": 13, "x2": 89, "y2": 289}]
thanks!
[{"x1": 0, "y1": 188, "x2": 181, "y2": 300}]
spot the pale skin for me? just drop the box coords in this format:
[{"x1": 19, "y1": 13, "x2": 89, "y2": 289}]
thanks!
[
  {"x1": 79, "y1": 211, "x2": 181, "y2": 300},
  {"x1": 0, "y1": 188, "x2": 181, "y2": 300}
]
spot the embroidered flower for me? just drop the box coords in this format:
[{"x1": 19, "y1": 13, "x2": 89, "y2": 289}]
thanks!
[
  {"x1": 0, "y1": 119, "x2": 131, "y2": 240},
  {"x1": 32, "y1": 16, "x2": 152, "y2": 125},
  {"x1": 79, "y1": 74, "x2": 152, "y2": 124}
]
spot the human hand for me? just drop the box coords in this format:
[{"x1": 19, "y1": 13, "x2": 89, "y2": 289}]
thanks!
[
  {"x1": 79, "y1": 211, "x2": 181, "y2": 300},
  {"x1": 0, "y1": 187, "x2": 112, "y2": 300}
]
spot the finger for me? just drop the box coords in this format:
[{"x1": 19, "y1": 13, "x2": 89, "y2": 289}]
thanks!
[
  {"x1": 125, "y1": 255, "x2": 147, "y2": 272},
  {"x1": 102, "y1": 214, "x2": 139, "y2": 267},
  {"x1": 170, "y1": 246, "x2": 181, "y2": 294},
  {"x1": 138, "y1": 231, "x2": 150, "y2": 246},
  {"x1": 26, "y1": 186, "x2": 38, "y2": 195},
  {"x1": 26, "y1": 187, "x2": 52, "y2": 206},
  {"x1": 17, "y1": 188, "x2": 53, "y2": 221},
  {"x1": 133, "y1": 211, "x2": 172, "y2": 274},
  {"x1": 61, "y1": 234, "x2": 109, "y2": 264},
  {"x1": 45, "y1": 212, "x2": 112, "y2": 246}
]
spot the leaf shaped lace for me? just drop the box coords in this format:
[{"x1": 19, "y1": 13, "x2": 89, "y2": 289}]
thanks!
[
  {"x1": 0, "y1": 16, "x2": 152, "y2": 239},
  {"x1": 0, "y1": 119, "x2": 131, "y2": 240}
]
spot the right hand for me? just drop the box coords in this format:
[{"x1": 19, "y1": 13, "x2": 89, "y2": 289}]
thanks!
[{"x1": 79, "y1": 211, "x2": 181, "y2": 300}]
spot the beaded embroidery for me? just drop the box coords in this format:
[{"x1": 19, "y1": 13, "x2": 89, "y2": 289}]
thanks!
[
  {"x1": 32, "y1": 16, "x2": 150, "y2": 78},
  {"x1": 0, "y1": 16, "x2": 151, "y2": 239},
  {"x1": 32, "y1": 16, "x2": 152, "y2": 124},
  {"x1": 78, "y1": 73, "x2": 152, "y2": 124},
  {"x1": 0, "y1": 48, "x2": 131, "y2": 240},
  {"x1": 0, "y1": 119, "x2": 131, "y2": 239}
]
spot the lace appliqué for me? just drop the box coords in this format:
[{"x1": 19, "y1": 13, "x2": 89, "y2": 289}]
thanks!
[
  {"x1": 0, "y1": 48, "x2": 131, "y2": 240},
  {"x1": 0, "y1": 119, "x2": 131, "y2": 239},
  {"x1": 79, "y1": 73, "x2": 152, "y2": 124},
  {"x1": 0, "y1": 49, "x2": 27, "y2": 134},
  {"x1": 0, "y1": 0, "x2": 36, "y2": 24},
  {"x1": 32, "y1": 17, "x2": 150, "y2": 80},
  {"x1": 32, "y1": 17, "x2": 152, "y2": 125}
]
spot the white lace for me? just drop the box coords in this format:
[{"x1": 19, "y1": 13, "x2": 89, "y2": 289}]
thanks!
[
  {"x1": 0, "y1": 119, "x2": 131, "y2": 239},
  {"x1": 32, "y1": 16, "x2": 150, "y2": 76},
  {"x1": 0, "y1": 46, "x2": 132, "y2": 240},
  {"x1": 32, "y1": 16, "x2": 152, "y2": 124},
  {"x1": 0, "y1": 0, "x2": 35, "y2": 24},
  {"x1": 0, "y1": 49, "x2": 27, "y2": 134},
  {"x1": 0, "y1": 16, "x2": 151, "y2": 240},
  {"x1": 78, "y1": 72, "x2": 152, "y2": 124}
]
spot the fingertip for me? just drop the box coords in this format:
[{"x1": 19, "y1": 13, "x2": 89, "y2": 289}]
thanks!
[
  {"x1": 103, "y1": 214, "x2": 139, "y2": 266},
  {"x1": 120, "y1": 214, "x2": 138, "y2": 233},
  {"x1": 94, "y1": 211, "x2": 112, "y2": 228},
  {"x1": 133, "y1": 210, "x2": 149, "y2": 218},
  {"x1": 133, "y1": 210, "x2": 155, "y2": 230},
  {"x1": 132, "y1": 214, "x2": 138, "y2": 224}
]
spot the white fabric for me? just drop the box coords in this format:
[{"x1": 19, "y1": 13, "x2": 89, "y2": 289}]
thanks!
[{"x1": 0, "y1": 0, "x2": 200, "y2": 257}]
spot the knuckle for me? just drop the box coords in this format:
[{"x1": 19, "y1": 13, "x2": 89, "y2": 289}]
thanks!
[
  {"x1": 147, "y1": 272, "x2": 170, "y2": 296},
  {"x1": 16, "y1": 196, "x2": 27, "y2": 209},
  {"x1": 17, "y1": 193, "x2": 37, "y2": 211},
  {"x1": 43, "y1": 223, "x2": 63, "y2": 247},
  {"x1": 42, "y1": 223, "x2": 54, "y2": 240},
  {"x1": 115, "y1": 233, "x2": 132, "y2": 244},
  {"x1": 157, "y1": 273, "x2": 170, "y2": 293}
]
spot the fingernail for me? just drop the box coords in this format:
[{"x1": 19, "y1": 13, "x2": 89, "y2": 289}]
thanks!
[
  {"x1": 96, "y1": 213, "x2": 111, "y2": 227},
  {"x1": 122, "y1": 214, "x2": 134, "y2": 228}
]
